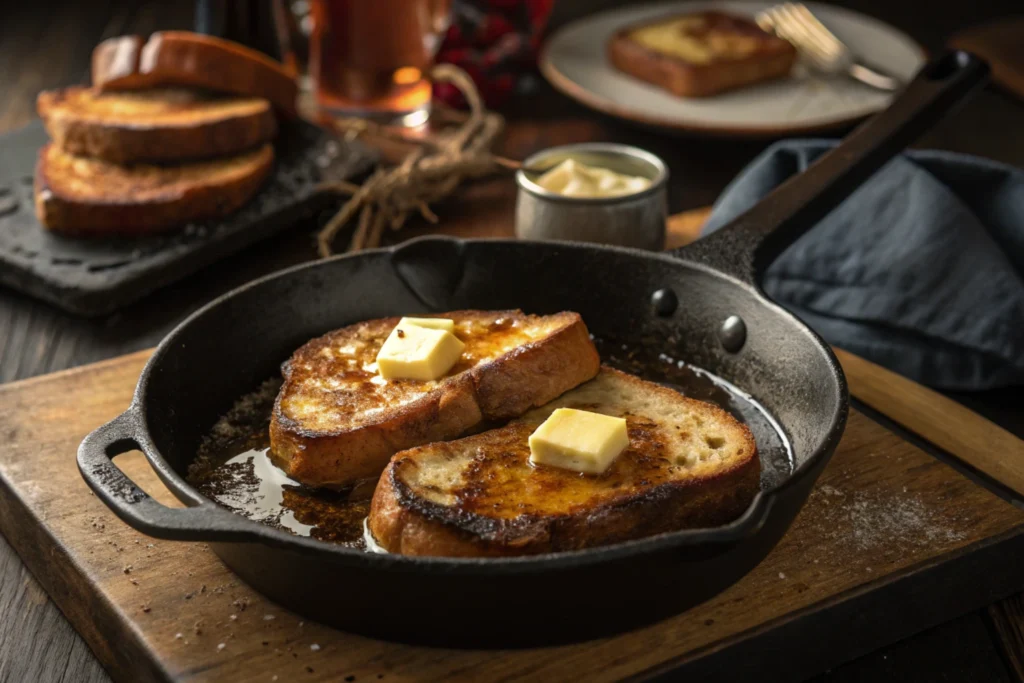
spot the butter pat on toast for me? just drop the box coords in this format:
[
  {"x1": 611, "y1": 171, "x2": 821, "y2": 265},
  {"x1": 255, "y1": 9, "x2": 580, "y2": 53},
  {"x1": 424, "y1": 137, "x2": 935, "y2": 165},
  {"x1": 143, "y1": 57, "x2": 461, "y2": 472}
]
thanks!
[
  {"x1": 269, "y1": 311, "x2": 600, "y2": 489},
  {"x1": 34, "y1": 143, "x2": 273, "y2": 235},
  {"x1": 38, "y1": 87, "x2": 277, "y2": 164},
  {"x1": 93, "y1": 31, "x2": 298, "y2": 115},
  {"x1": 369, "y1": 367, "x2": 759, "y2": 557},
  {"x1": 608, "y1": 11, "x2": 797, "y2": 97}
]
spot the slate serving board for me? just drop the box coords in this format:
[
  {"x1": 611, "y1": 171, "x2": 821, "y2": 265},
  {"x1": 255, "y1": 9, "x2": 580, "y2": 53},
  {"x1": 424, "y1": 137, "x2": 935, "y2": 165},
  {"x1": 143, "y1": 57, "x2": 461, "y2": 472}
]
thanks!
[{"x1": 0, "y1": 120, "x2": 376, "y2": 316}]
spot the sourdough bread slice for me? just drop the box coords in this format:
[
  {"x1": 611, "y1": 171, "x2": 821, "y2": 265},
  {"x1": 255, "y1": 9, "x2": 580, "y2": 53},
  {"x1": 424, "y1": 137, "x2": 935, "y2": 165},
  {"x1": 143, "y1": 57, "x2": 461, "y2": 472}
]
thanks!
[
  {"x1": 607, "y1": 11, "x2": 797, "y2": 97},
  {"x1": 369, "y1": 367, "x2": 759, "y2": 556},
  {"x1": 269, "y1": 311, "x2": 600, "y2": 489}
]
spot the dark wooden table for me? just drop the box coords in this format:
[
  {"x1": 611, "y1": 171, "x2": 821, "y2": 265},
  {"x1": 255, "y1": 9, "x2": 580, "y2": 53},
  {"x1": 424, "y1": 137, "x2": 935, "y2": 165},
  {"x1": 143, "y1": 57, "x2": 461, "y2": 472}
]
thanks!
[{"x1": 1, "y1": 1, "x2": 1023, "y2": 681}]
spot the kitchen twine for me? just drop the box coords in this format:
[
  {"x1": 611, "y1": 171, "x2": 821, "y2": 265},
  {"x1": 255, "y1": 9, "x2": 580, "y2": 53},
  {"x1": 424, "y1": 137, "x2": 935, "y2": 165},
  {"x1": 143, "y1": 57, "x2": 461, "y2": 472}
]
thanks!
[{"x1": 315, "y1": 64, "x2": 519, "y2": 256}]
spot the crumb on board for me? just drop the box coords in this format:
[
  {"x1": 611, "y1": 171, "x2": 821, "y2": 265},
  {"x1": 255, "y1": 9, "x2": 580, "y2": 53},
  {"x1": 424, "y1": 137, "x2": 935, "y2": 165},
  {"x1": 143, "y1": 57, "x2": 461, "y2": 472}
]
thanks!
[
  {"x1": 310, "y1": 643, "x2": 320, "y2": 651},
  {"x1": 264, "y1": 614, "x2": 276, "y2": 621},
  {"x1": 217, "y1": 643, "x2": 226, "y2": 652},
  {"x1": 141, "y1": 605, "x2": 151, "y2": 613}
]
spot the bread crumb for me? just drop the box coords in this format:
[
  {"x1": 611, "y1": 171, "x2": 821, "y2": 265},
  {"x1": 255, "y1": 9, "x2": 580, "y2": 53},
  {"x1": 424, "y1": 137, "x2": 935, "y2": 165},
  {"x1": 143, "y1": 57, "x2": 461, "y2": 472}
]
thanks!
[
  {"x1": 217, "y1": 643, "x2": 226, "y2": 652},
  {"x1": 175, "y1": 633, "x2": 183, "y2": 640},
  {"x1": 310, "y1": 643, "x2": 320, "y2": 651},
  {"x1": 778, "y1": 572, "x2": 786, "y2": 579},
  {"x1": 230, "y1": 614, "x2": 238, "y2": 621},
  {"x1": 264, "y1": 614, "x2": 276, "y2": 621},
  {"x1": 141, "y1": 605, "x2": 151, "y2": 613}
]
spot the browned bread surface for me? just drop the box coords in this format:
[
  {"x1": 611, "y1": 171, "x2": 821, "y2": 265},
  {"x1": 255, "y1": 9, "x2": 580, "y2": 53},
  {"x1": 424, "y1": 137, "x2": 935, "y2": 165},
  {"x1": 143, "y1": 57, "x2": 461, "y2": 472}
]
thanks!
[
  {"x1": 369, "y1": 367, "x2": 760, "y2": 557},
  {"x1": 92, "y1": 31, "x2": 298, "y2": 115},
  {"x1": 269, "y1": 311, "x2": 600, "y2": 490},
  {"x1": 37, "y1": 87, "x2": 277, "y2": 164},
  {"x1": 34, "y1": 143, "x2": 274, "y2": 236},
  {"x1": 607, "y1": 11, "x2": 797, "y2": 97}
]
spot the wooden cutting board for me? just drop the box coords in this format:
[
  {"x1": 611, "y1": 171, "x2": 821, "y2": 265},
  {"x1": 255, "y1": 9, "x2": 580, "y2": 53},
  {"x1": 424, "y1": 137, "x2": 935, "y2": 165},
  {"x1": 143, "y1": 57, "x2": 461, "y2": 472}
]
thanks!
[{"x1": 1, "y1": 352, "x2": 1024, "y2": 683}]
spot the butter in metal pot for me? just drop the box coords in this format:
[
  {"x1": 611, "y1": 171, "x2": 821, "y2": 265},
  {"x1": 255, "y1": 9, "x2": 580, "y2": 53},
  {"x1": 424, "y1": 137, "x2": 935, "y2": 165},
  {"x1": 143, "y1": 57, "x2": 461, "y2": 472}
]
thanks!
[
  {"x1": 535, "y1": 159, "x2": 651, "y2": 198},
  {"x1": 528, "y1": 408, "x2": 629, "y2": 474}
]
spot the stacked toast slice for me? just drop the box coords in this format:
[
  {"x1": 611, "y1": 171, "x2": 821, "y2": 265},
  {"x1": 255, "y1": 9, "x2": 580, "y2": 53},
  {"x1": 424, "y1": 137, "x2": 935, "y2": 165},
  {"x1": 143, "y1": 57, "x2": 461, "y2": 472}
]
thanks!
[{"x1": 35, "y1": 31, "x2": 297, "y2": 235}]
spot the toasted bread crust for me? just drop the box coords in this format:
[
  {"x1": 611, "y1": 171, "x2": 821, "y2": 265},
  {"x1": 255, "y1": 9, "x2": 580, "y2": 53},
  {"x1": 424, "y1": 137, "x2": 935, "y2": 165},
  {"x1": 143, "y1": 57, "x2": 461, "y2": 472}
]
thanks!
[
  {"x1": 93, "y1": 32, "x2": 297, "y2": 115},
  {"x1": 34, "y1": 143, "x2": 273, "y2": 235},
  {"x1": 269, "y1": 311, "x2": 600, "y2": 490},
  {"x1": 38, "y1": 87, "x2": 277, "y2": 164},
  {"x1": 607, "y1": 11, "x2": 797, "y2": 97},
  {"x1": 369, "y1": 368, "x2": 760, "y2": 557}
]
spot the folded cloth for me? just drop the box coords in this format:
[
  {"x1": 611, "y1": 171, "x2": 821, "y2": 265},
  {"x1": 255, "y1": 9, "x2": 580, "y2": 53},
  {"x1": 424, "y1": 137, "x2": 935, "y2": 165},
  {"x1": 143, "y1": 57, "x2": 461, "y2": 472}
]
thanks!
[{"x1": 702, "y1": 140, "x2": 1024, "y2": 390}]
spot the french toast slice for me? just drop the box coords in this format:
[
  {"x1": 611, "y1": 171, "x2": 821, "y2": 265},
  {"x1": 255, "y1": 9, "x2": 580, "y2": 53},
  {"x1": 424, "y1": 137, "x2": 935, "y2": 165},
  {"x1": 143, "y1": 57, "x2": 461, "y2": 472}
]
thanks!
[
  {"x1": 38, "y1": 87, "x2": 277, "y2": 164},
  {"x1": 34, "y1": 142, "x2": 273, "y2": 236},
  {"x1": 369, "y1": 367, "x2": 759, "y2": 557},
  {"x1": 608, "y1": 11, "x2": 797, "y2": 97},
  {"x1": 93, "y1": 31, "x2": 298, "y2": 115},
  {"x1": 269, "y1": 311, "x2": 600, "y2": 490}
]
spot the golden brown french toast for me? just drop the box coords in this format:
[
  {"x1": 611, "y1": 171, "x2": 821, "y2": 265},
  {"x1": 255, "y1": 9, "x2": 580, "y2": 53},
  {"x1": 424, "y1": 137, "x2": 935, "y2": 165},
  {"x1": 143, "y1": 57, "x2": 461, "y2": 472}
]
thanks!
[
  {"x1": 38, "y1": 87, "x2": 277, "y2": 164},
  {"x1": 369, "y1": 367, "x2": 759, "y2": 557},
  {"x1": 608, "y1": 11, "x2": 797, "y2": 97},
  {"x1": 34, "y1": 143, "x2": 273, "y2": 236},
  {"x1": 269, "y1": 311, "x2": 600, "y2": 490},
  {"x1": 92, "y1": 32, "x2": 298, "y2": 115}
]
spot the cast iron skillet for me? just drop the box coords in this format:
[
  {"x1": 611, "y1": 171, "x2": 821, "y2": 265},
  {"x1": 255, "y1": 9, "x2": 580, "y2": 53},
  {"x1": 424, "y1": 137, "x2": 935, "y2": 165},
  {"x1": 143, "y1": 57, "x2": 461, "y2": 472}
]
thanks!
[{"x1": 79, "y1": 52, "x2": 988, "y2": 647}]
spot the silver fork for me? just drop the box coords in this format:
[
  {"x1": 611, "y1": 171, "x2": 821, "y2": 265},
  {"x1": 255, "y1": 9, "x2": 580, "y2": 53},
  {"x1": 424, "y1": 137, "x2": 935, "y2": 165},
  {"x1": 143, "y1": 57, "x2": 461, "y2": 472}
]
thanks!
[{"x1": 757, "y1": 3, "x2": 905, "y2": 92}]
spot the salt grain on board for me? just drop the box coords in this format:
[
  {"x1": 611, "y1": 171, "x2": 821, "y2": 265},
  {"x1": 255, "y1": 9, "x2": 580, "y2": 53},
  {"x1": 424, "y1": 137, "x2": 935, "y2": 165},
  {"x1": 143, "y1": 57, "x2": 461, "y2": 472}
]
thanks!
[{"x1": 807, "y1": 486, "x2": 966, "y2": 552}]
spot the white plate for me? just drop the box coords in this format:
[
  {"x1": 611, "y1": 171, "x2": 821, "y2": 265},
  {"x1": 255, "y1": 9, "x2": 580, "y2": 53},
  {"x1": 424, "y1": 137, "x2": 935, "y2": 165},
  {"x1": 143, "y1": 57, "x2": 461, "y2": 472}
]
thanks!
[{"x1": 540, "y1": 1, "x2": 926, "y2": 136}]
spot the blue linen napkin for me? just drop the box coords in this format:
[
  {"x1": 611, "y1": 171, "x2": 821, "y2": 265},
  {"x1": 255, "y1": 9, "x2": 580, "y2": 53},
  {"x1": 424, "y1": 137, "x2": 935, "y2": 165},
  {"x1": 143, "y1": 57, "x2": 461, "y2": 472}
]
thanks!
[{"x1": 702, "y1": 140, "x2": 1024, "y2": 390}]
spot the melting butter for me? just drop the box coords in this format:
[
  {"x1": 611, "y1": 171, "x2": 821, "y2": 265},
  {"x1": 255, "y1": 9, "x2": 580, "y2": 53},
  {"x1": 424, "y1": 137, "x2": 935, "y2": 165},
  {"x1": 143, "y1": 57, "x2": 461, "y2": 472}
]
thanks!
[
  {"x1": 217, "y1": 449, "x2": 315, "y2": 536},
  {"x1": 535, "y1": 159, "x2": 651, "y2": 198}
]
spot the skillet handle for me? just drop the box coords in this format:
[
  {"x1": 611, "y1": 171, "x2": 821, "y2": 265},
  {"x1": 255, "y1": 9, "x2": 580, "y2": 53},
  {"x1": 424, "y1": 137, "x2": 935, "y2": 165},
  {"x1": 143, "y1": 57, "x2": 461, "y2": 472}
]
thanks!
[
  {"x1": 676, "y1": 51, "x2": 990, "y2": 285},
  {"x1": 77, "y1": 410, "x2": 258, "y2": 542}
]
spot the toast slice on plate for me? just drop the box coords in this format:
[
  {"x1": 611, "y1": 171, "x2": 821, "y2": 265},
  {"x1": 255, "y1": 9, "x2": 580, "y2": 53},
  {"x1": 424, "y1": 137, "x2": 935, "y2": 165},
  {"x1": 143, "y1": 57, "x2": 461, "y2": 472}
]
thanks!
[
  {"x1": 608, "y1": 11, "x2": 797, "y2": 97},
  {"x1": 368, "y1": 367, "x2": 759, "y2": 557},
  {"x1": 34, "y1": 142, "x2": 273, "y2": 235},
  {"x1": 38, "y1": 87, "x2": 277, "y2": 164},
  {"x1": 92, "y1": 31, "x2": 298, "y2": 115},
  {"x1": 269, "y1": 311, "x2": 600, "y2": 490}
]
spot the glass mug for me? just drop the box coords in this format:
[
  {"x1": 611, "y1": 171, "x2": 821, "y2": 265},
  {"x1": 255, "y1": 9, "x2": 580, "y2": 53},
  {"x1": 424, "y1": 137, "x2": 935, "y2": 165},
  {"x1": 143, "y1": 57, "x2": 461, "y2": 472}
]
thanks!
[{"x1": 309, "y1": 0, "x2": 453, "y2": 127}]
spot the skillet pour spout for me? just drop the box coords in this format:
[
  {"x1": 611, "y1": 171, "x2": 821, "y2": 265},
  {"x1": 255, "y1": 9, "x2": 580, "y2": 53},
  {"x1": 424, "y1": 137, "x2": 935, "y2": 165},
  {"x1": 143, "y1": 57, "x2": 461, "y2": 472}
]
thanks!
[{"x1": 78, "y1": 52, "x2": 988, "y2": 646}]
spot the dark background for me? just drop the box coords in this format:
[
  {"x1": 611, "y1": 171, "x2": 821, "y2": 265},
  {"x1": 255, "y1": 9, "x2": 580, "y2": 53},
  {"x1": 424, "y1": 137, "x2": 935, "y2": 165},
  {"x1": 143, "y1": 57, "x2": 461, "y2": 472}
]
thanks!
[{"x1": 0, "y1": 1, "x2": 1022, "y2": 681}]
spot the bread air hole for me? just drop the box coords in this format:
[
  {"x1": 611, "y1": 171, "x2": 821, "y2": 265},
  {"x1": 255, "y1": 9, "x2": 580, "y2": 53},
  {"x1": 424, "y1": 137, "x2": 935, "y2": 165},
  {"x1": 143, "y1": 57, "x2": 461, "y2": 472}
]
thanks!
[{"x1": 705, "y1": 435, "x2": 725, "y2": 449}]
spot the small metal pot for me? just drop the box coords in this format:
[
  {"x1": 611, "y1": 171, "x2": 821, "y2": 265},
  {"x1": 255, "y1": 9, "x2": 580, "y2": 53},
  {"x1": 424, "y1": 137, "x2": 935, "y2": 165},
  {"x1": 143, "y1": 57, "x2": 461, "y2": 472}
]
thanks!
[{"x1": 515, "y1": 143, "x2": 668, "y2": 250}]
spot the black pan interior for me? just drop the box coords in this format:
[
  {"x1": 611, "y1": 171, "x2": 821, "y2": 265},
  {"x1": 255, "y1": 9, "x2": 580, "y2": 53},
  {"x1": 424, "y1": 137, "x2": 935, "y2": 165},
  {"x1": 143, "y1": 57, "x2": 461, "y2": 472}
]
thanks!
[{"x1": 141, "y1": 238, "x2": 843, "y2": 512}]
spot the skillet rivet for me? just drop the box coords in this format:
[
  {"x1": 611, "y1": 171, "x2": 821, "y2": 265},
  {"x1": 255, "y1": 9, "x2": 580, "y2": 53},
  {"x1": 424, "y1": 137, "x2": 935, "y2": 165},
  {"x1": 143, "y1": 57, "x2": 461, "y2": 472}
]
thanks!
[
  {"x1": 719, "y1": 316, "x2": 746, "y2": 353},
  {"x1": 651, "y1": 288, "x2": 678, "y2": 317}
]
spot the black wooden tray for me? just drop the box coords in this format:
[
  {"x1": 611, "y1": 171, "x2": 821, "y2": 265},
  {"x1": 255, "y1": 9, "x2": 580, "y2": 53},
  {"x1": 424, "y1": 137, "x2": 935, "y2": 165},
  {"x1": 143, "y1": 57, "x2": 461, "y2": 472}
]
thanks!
[{"x1": 0, "y1": 120, "x2": 376, "y2": 316}]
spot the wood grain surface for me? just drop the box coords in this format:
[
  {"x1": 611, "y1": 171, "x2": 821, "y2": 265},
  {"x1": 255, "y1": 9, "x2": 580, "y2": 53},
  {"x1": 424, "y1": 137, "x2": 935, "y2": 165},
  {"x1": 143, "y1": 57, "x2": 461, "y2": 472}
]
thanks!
[
  {"x1": 1, "y1": 353, "x2": 1024, "y2": 683},
  {"x1": 950, "y1": 17, "x2": 1024, "y2": 101},
  {"x1": 836, "y1": 349, "x2": 1024, "y2": 498},
  {"x1": 2, "y1": 1, "x2": 1024, "y2": 681}
]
